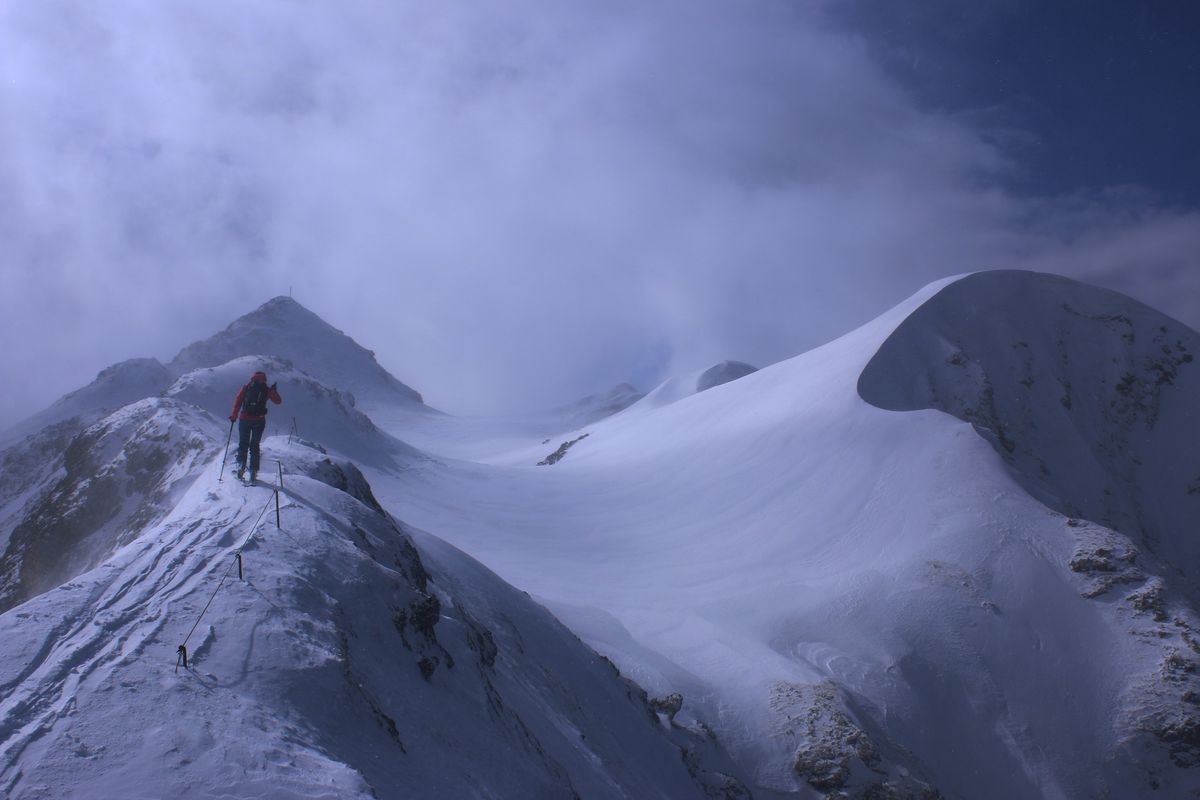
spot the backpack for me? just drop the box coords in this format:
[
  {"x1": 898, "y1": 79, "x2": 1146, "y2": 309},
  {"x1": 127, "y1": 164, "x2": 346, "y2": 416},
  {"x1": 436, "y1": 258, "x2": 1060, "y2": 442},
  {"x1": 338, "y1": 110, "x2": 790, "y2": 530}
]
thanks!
[{"x1": 242, "y1": 382, "x2": 269, "y2": 416}]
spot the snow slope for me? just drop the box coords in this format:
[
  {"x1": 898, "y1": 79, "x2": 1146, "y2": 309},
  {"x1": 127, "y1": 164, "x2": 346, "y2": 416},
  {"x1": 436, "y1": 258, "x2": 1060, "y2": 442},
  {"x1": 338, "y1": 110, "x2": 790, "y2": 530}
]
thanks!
[
  {"x1": 366, "y1": 272, "x2": 1200, "y2": 798},
  {"x1": 859, "y1": 269, "x2": 1200, "y2": 604},
  {"x1": 0, "y1": 435, "x2": 745, "y2": 799},
  {"x1": 4, "y1": 272, "x2": 1199, "y2": 798}
]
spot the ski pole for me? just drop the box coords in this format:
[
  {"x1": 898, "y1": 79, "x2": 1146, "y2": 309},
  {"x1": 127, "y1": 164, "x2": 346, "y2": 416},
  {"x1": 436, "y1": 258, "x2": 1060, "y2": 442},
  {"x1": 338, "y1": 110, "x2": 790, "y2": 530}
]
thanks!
[{"x1": 218, "y1": 420, "x2": 235, "y2": 482}]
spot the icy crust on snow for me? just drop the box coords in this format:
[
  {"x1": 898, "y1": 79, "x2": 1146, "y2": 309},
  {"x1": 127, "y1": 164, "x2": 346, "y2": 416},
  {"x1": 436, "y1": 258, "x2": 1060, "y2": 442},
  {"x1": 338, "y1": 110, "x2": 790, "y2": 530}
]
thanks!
[
  {"x1": 2, "y1": 358, "x2": 174, "y2": 447},
  {"x1": 168, "y1": 296, "x2": 426, "y2": 412},
  {"x1": 0, "y1": 438, "x2": 743, "y2": 799},
  {"x1": 0, "y1": 398, "x2": 220, "y2": 613},
  {"x1": 858, "y1": 270, "x2": 1200, "y2": 601},
  {"x1": 165, "y1": 355, "x2": 424, "y2": 470}
]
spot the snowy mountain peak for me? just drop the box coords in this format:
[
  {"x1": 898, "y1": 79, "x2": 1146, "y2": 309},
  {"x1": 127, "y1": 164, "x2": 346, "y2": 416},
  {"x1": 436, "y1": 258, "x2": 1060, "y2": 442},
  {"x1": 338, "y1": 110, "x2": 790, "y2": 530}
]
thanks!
[
  {"x1": 859, "y1": 269, "x2": 1200, "y2": 600},
  {"x1": 555, "y1": 382, "x2": 646, "y2": 427},
  {"x1": 168, "y1": 297, "x2": 425, "y2": 412},
  {"x1": 3, "y1": 358, "x2": 175, "y2": 446},
  {"x1": 165, "y1": 355, "x2": 420, "y2": 469}
]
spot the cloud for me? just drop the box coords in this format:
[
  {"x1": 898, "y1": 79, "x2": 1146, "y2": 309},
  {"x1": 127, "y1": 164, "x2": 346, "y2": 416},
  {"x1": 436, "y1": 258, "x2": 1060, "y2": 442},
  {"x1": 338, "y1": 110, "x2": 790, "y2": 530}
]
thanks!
[{"x1": 1, "y1": 0, "x2": 1197, "y2": 423}]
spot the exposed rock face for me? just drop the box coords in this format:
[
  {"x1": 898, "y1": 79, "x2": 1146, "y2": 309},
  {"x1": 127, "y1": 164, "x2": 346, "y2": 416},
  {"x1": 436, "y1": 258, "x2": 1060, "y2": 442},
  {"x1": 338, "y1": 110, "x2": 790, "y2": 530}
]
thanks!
[
  {"x1": 771, "y1": 681, "x2": 941, "y2": 799},
  {"x1": 267, "y1": 438, "x2": 386, "y2": 515},
  {"x1": 168, "y1": 296, "x2": 424, "y2": 410},
  {"x1": 696, "y1": 361, "x2": 758, "y2": 393},
  {"x1": 538, "y1": 433, "x2": 590, "y2": 466},
  {"x1": 858, "y1": 270, "x2": 1200, "y2": 602},
  {"x1": 0, "y1": 398, "x2": 220, "y2": 612}
]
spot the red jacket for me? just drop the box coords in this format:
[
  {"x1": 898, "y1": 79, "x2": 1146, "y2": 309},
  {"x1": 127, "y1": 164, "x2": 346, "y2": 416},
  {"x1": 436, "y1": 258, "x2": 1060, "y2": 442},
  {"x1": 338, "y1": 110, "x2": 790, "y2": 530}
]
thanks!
[{"x1": 231, "y1": 372, "x2": 283, "y2": 422}]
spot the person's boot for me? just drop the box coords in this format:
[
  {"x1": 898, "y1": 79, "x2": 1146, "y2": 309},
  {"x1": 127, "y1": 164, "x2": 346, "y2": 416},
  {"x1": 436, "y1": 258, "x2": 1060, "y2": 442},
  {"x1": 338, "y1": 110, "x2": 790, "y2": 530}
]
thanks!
[
  {"x1": 236, "y1": 463, "x2": 245, "y2": 481},
  {"x1": 249, "y1": 471, "x2": 257, "y2": 483}
]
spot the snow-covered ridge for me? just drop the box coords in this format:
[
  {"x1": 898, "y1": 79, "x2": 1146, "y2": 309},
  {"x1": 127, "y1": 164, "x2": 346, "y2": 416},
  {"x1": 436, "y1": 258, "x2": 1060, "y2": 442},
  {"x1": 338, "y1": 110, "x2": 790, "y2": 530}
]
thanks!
[
  {"x1": 169, "y1": 296, "x2": 426, "y2": 413},
  {"x1": 0, "y1": 433, "x2": 745, "y2": 799},
  {"x1": 2, "y1": 358, "x2": 175, "y2": 447},
  {"x1": 4, "y1": 273, "x2": 1200, "y2": 797},
  {"x1": 368, "y1": 272, "x2": 1200, "y2": 797},
  {"x1": 631, "y1": 359, "x2": 761, "y2": 412},
  {"x1": 166, "y1": 355, "x2": 423, "y2": 470},
  {"x1": 553, "y1": 382, "x2": 647, "y2": 428},
  {"x1": 859, "y1": 269, "x2": 1200, "y2": 602},
  {"x1": 0, "y1": 397, "x2": 220, "y2": 613}
]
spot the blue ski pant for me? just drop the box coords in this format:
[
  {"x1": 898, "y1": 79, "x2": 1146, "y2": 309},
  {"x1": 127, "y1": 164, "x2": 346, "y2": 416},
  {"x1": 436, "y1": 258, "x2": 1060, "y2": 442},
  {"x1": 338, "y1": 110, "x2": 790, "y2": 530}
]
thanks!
[{"x1": 236, "y1": 419, "x2": 266, "y2": 472}]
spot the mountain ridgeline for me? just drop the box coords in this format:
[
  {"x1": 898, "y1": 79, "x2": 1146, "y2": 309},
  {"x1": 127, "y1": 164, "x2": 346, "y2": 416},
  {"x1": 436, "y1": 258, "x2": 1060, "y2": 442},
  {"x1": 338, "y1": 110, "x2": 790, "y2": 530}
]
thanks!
[
  {"x1": 1, "y1": 272, "x2": 1199, "y2": 798},
  {"x1": 859, "y1": 270, "x2": 1200, "y2": 603}
]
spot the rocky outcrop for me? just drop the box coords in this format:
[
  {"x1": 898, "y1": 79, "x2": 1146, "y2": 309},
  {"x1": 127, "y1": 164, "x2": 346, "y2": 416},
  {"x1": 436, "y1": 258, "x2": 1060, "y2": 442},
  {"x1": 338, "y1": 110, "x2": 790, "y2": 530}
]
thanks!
[
  {"x1": 771, "y1": 681, "x2": 942, "y2": 799},
  {"x1": 0, "y1": 398, "x2": 220, "y2": 612},
  {"x1": 538, "y1": 433, "x2": 590, "y2": 466}
]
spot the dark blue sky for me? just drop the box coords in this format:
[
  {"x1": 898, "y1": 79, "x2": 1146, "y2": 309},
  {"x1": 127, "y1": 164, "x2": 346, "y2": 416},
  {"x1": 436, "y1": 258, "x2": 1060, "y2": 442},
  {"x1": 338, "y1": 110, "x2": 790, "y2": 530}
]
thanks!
[{"x1": 835, "y1": 0, "x2": 1200, "y2": 207}]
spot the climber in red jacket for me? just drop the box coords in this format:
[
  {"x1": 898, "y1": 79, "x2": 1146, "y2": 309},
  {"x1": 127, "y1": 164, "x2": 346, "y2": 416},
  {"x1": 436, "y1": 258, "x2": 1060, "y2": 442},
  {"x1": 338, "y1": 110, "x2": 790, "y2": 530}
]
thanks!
[{"x1": 229, "y1": 371, "x2": 282, "y2": 482}]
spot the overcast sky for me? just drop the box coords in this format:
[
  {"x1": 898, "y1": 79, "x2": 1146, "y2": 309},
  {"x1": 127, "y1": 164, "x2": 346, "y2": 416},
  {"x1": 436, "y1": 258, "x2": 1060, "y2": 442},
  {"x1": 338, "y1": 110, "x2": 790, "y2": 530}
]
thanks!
[{"x1": 2, "y1": 0, "x2": 1198, "y2": 421}]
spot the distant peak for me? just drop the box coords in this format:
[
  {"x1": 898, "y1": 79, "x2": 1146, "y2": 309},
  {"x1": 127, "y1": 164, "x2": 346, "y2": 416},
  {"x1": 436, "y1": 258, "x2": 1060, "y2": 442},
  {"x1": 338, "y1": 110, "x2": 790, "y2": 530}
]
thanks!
[
  {"x1": 261, "y1": 295, "x2": 303, "y2": 308},
  {"x1": 696, "y1": 361, "x2": 758, "y2": 393},
  {"x1": 254, "y1": 295, "x2": 319, "y2": 317}
]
